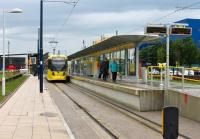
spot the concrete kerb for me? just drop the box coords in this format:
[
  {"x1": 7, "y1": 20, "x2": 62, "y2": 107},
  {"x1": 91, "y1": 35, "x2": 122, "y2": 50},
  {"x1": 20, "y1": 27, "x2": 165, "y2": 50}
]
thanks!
[
  {"x1": 0, "y1": 75, "x2": 30, "y2": 109},
  {"x1": 72, "y1": 76, "x2": 142, "y2": 96},
  {"x1": 71, "y1": 76, "x2": 164, "y2": 111}
]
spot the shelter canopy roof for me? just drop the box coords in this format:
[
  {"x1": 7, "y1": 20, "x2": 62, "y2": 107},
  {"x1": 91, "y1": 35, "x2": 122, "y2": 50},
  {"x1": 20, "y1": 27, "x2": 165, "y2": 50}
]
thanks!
[{"x1": 68, "y1": 35, "x2": 159, "y2": 60}]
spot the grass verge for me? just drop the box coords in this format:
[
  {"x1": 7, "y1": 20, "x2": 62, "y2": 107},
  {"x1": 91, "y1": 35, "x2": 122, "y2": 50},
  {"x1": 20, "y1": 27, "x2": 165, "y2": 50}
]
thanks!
[{"x1": 0, "y1": 75, "x2": 28, "y2": 103}]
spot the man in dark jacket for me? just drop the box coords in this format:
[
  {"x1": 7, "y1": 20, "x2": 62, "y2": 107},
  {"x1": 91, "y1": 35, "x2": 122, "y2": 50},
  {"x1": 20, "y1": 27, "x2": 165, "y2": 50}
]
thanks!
[
  {"x1": 102, "y1": 57, "x2": 109, "y2": 81},
  {"x1": 98, "y1": 61, "x2": 103, "y2": 79}
]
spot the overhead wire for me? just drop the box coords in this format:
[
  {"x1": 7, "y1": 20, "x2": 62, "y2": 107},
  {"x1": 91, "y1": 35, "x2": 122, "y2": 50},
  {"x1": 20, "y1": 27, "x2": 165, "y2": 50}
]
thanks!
[
  {"x1": 53, "y1": 0, "x2": 80, "y2": 39},
  {"x1": 125, "y1": 1, "x2": 200, "y2": 34},
  {"x1": 50, "y1": 0, "x2": 200, "y2": 51}
]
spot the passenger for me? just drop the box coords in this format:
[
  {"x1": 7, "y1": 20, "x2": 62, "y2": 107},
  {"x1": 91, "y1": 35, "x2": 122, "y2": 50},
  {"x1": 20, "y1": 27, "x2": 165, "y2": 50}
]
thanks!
[
  {"x1": 102, "y1": 57, "x2": 109, "y2": 81},
  {"x1": 98, "y1": 61, "x2": 103, "y2": 79},
  {"x1": 110, "y1": 59, "x2": 118, "y2": 82}
]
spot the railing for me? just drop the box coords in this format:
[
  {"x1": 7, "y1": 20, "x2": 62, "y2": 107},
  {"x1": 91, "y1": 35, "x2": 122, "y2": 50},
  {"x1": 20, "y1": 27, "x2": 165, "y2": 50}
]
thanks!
[
  {"x1": 146, "y1": 66, "x2": 200, "y2": 91},
  {"x1": 0, "y1": 72, "x2": 22, "y2": 82}
]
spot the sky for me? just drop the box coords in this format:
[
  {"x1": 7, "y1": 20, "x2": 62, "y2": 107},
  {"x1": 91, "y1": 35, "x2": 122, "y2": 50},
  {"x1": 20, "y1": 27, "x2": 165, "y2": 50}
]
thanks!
[{"x1": 1, "y1": 0, "x2": 200, "y2": 55}]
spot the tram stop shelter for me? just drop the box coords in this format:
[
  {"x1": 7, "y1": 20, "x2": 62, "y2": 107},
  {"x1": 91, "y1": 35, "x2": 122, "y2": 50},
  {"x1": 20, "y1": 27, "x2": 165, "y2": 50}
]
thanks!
[{"x1": 68, "y1": 35, "x2": 159, "y2": 81}]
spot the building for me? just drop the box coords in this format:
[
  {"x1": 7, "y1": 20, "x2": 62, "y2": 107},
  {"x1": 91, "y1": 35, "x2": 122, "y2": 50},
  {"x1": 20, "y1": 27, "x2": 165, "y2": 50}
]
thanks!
[
  {"x1": 176, "y1": 18, "x2": 200, "y2": 48},
  {"x1": 0, "y1": 57, "x2": 26, "y2": 70}
]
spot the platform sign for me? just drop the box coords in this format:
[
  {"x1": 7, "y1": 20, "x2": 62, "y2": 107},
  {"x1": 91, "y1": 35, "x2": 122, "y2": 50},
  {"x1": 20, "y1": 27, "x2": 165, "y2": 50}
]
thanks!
[
  {"x1": 170, "y1": 27, "x2": 192, "y2": 35},
  {"x1": 145, "y1": 26, "x2": 167, "y2": 34},
  {"x1": 162, "y1": 107, "x2": 179, "y2": 139},
  {"x1": 158, "y1": 63, "x2": 166, "y2": 69}
]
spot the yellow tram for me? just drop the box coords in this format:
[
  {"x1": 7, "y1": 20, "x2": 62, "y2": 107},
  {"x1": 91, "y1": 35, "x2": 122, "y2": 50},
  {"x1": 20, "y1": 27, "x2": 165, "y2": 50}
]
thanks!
[{"x1": 46, "y1": 54, "x2": 70, "y2": 82}]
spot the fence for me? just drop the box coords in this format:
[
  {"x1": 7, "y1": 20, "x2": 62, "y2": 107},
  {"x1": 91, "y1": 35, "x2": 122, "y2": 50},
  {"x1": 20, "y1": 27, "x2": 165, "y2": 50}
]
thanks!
[{"x1": 146, "y1": 66, "x2": 200, "y2": 91}]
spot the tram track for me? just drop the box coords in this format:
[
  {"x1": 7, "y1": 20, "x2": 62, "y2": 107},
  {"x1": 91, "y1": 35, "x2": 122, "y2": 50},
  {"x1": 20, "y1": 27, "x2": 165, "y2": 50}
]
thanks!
[
  {"x1": 67, "y1": 83, "x2": 190, "y2": 139},
  {"x1": 53, "y1": 83, "x2": 118, "y2": 139},
  {"x1": 51, "y1": 82, "x2": 188, "y2": 139}
]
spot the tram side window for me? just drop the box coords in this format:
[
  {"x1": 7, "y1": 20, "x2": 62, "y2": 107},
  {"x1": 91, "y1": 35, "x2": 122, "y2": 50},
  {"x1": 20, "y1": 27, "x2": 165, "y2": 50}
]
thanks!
[{"x1": 48, "y1": 60, "x2": 52, "y2": 69}]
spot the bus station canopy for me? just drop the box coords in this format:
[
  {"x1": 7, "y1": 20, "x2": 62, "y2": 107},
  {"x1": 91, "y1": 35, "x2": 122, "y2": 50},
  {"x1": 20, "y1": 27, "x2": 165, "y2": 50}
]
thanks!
[{"x1": 68, "y1": 35, "x2": 159, "y2": 60}]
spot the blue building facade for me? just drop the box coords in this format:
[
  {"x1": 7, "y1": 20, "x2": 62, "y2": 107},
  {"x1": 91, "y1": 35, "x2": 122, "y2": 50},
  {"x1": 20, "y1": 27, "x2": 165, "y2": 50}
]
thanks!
[{"x1": 176, "y1": 18, "x2": 200, "y2": 48}]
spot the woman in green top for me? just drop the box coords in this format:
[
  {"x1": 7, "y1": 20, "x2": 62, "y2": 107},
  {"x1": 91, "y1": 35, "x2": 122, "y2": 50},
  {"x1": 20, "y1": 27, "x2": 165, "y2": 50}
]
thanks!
[{"x1": 110, "y1": 59, "x2": 118, "y2": 82}]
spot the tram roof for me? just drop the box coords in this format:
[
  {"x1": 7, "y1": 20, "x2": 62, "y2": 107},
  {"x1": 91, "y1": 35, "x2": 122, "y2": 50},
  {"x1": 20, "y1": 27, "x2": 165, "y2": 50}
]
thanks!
[{"x1": 68, "y1": 35, "x2": 159, "y2": 60}]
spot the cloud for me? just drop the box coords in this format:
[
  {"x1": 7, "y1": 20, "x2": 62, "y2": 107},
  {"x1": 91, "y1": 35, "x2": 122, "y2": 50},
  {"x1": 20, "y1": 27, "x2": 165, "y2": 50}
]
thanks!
[{"x1": 1, "y1": 0, "x2": 200, "y2": 55}]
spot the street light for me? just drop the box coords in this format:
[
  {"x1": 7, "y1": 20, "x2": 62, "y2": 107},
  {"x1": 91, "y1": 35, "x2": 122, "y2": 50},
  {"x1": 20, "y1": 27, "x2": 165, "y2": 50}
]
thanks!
[{"x1": 2, "y1": 8, "x2": 23, "y2": 96}]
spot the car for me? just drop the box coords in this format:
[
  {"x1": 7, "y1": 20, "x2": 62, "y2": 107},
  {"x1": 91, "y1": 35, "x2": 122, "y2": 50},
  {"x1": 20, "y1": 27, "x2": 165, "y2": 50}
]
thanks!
[
  {"x1": 149, "y1": 69, "x2": 159, "y2": 74},
  {"x1": 19, "y1": 68, "x2": 28, "y2": 74},
  {"x1": 184, "y1": 70, "x2": 194, "y2": 76}
]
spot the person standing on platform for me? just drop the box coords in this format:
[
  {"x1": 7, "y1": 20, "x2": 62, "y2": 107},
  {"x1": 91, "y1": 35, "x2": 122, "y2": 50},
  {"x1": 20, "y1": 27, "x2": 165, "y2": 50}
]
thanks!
[
  {"x1": 110, "y1": 59, "x2": 118, "y2": 82},
  {"x1": 102, "y1": 57, "x2": 109, "y2": 81},
  {"x1": 98, "y1": 61, "x2": 103, "y2": 79}
]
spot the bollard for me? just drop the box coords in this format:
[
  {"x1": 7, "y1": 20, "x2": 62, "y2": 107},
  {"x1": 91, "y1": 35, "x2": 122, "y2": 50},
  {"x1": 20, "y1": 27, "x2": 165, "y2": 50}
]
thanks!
[{"x1": 162, "y1": 107, "x2": 179, "y2": 139}]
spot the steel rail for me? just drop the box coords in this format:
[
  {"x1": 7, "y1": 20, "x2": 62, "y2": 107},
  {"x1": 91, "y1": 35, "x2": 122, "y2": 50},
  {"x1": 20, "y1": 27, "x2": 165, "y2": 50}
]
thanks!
[{"x1": 67, "y1": 83, "x2": 190, "y2": 139}]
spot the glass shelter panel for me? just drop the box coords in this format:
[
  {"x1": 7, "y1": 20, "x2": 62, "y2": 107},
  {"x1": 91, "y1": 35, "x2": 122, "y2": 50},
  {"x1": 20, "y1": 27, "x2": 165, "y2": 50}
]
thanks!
[{"x1": 128, "y1": 48, "x2": 135, "y2": 75}]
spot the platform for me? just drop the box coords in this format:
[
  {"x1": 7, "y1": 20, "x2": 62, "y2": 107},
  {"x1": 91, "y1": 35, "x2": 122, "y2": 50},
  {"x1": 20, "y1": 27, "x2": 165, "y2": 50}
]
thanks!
[
  {"x1": 71, "y1": 76, "x2": 164, "y2": 111},
  {"x1": 71, "y1": 75, "x2": 200, "y2": 122},
  {"x1": 0, "y1": 76, "x2": 71, "y2": 139},
  {"x1": 70, "y1": 75, "x2": 200, "y2": 138}
]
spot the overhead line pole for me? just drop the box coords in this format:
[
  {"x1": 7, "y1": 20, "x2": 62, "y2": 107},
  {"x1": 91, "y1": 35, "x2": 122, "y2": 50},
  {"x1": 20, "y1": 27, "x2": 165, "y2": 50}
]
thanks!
[
  {"x1": 40, "y1": 0, "x2": 44, "y2": 93},
  {"x1": 38, "y1": 28, "x2": 40, "y2": 80},
  {"x1": 39, "y1": 0, "x2": 79, "y2": 93}
]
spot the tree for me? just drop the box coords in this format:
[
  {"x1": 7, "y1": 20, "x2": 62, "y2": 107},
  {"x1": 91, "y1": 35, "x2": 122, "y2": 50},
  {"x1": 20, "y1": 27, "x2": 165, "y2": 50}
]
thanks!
[
  {"x1": 181, "y1": 37, "x2": 199, "y2": 67},
  {"x1": 140, "y1": 45, "x2": 159, "y2": 65},
  {"x1": 157, "y1": 44, "x2": 165, "y2": 63},
  {"x1": 140, "y1": 37, "x2": 200, "y2": 67},
  {"x1": 170, "y1": 39, "x2": 182, "y2": 66}
]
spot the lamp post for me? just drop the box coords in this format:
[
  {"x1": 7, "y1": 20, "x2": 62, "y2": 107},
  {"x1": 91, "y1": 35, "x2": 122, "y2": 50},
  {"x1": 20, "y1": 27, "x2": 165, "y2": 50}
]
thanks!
[
  {"x1": 2, "y1": 8, "x2": 23, "y2": 96},
  {"x1": 8, "y1": 41, "x2": 10, "y2": 65},
  {"x1": 40, "y1": 0, "x2": 77, "y2": 93}
]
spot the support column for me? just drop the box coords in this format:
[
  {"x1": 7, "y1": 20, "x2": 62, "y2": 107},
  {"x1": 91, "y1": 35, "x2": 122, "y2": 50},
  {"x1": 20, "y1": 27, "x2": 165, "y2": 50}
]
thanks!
[
  {"x1": 125, "y1": 49, "x2": 128, "y2": 76},
  {"x1": 136, "y1": 44, "x2": 140, "y2": 82},
  {"x1": 166, "y1": 25, "x2": 170, "y2": 88},
  {"x1": 74, "y1": 61, "x2": 76, "y2": 74},
  {"x1": 79, "y1": 60, "x2": 81, "y2": 75}
]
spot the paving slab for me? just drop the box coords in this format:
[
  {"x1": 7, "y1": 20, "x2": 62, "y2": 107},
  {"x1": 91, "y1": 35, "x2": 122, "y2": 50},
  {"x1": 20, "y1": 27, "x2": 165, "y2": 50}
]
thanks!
[{"x1": 0, "y1": 76, "x2": 70, "y2": 139}]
